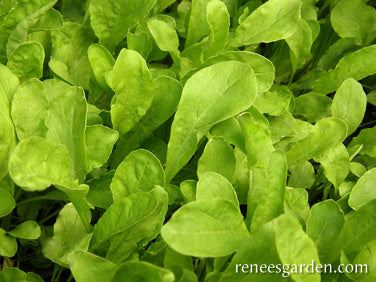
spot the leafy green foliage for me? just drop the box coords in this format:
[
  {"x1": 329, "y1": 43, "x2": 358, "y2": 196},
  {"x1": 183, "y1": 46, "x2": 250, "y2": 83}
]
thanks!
[{"x1": 1, "y1": 1, "x2": 376, "y2": 281}]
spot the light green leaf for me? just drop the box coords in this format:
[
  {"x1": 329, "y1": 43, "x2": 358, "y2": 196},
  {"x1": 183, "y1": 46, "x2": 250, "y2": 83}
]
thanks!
[
  {"x1": 91, "y1": 187, "x2": 168, "y2": 263},
  {"x1": 106, "y1": 48, "x2": 155, "y2": 136},
  {"x1": 253, "y1": 85, "x2": 292, "y2": 116},
  {"x1": 286, "y1": 117, "x2": 348, "y2": 166},
  {"x1": 201, "y1": 51, "x2": 275, "y2": 93},
  {"x1": 197, "y1": 138, "x2": 235, "y2": 181},
  {"x1": 161, "y1": 199, "x2": 249, "y2": 257},
  {"x1": 306, "y1": 200, "x2": 345, "y2": 263},
  {"x1": 185, "y1": 0, "x2": 210, "y2": 47},
  {"x1": 284, "y1": 188, "x2": 310, "y2": 222},
  {"x1": 232, "y1": 0, "x2": 301, "y2": 46},
  {"x1": 0, "y1": 65, "x2": 19, "y2": 180},
  {"x1": 2, "y1": 0, "x2": 57, "y2": 57},
  {"x1": 331, "y1": 0, "x2": 376, "y2": 45},
  {"x1": 0, "y1": 268, "x2": 43, "y2": 282},
  {"x1": 0, "y1": 228, "x2": 17, "y2": 257},
  {"x1": 314, "y1": 45, "x2": 376, "y2": 94},
  {"x1": 11, "y1": 78, "x2": 48, "y2": 140},
  {"x1": 166, "y1": 61, "x2": 257, "y2": 182},
  {"x1": 86, "y1": 172, "x2": 114, "y2": 209},
  {"x1": 332, "y1": 78, "x2": 367, "y2": 135},
  {"x1": 111, "y1": 149, "x2": 165, "y2": 201},
  {"x1": 247, "y1": 166, "x2": 267, "y2": 226},
  {"x1": 8, "y1": 221, "x2": 41, "y2": 240},
  {"x1": 7, "y1": 41, "x2": 44, "y2": 83},
  {"x1": 209, "y1": 118, "x2": 245, "y2": 152},
  {"x1": 49, "y1": 23, "x2": 96, "y2": 90},
  {"x1": 8, "y1": 137, "x2": 74, "y2": 191},
  {"x1": 220, "y1": 221, "x2": 281, "y2": 282},
  {"x1": 68, "y1": 250, "x2": 117, "y2": 282},
  {"x1": 330, "y1": 199, "x2": 376, "y2": 262},
  {"x1": 196, "y1": 172, "x2": 239, "y2": 207},
  {"x1": 314, "y1": 143, "x2": 350, "y2": 188},
  {"x1": 43, "y1": 203, "x2": 92, "y2": 267},
  {"x1": 293, "y1": 93, "x2": 332, "y2": 123},
  {"x1": 46, "y1": 86, "x2": 87, "y2": 182},
  {"x1": 88, "y1": 44, "x2": 115, "y2": 94},
  {"x1": 0, "y1": 189, "x2": 15, "y2": 217},
  {"x1": 31, "y1": 8, "x2": 63, "y2": 31},
  {"x1": 349, "y1": 168, "x2": 376, "y2": 210},
  {"x1": 180, "y1": 180, "x2": 197, "y2": 203},
  {"x1": 274, "y1": 215, "x2": 321, "y2": 282},
  {"x1": 239, "y1": 109, "x2": 274, "y2": 168},
  {"x1": 288, "y1": 161, "x2": 315, "y2": 189},
  {"x1": 89, "y1": 0, "x2": 157, "y2": 51},
  {"x1": 139, "y1": 76, "x2": 182, "y2": 131},
  {"x1": 251, "y1": 150, "x2": 287, "y2": 231},
  {"x1": 202, "y1": 0, "x2": 230, "y2": 60},
  {"x1": 147, "y1": 15, "x2": 179, "y2": 53},
  {"x1": 349, "y1": 126, "x2": 376, "y2": 158},
  {"x1": 350, "y1": 162, "x2": 367, "y2": 177},
  {"x1": 285, "y1": 19, "x2": 313, "y2": 68},
  {"x1": 85, "y1": 125, "x2": 118, "y2": 172},
  {"x1": 112, "y1": 261, "x2": 175, "y2": 282}
]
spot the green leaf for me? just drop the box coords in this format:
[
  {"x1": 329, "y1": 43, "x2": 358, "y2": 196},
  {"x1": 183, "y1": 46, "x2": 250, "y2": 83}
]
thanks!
[
  {"x1": 0, "y1": 268, "x2": 43, "y2": 282},
  {"x1": 87, "y1": 171, "x2": 114, "y2": 209},
  {"x1": 185, "y1": 0, "x2": 210, "y2": 47},
  {"x1": 166, "y1": 61, "x2": 257, "y2": 182},
  {"x1": 349, "y1": 168, "x2": 376, "y2": 210},
  {"x1": 253, "y1": 85, "x2": 292, "y2": 116},
  {"x1": 106, "y1": 48, "x2": 155, "y2": 136},
  {"x1": 314, "y1": 143, "x2": 350, "y2": 188},
  {"x1": 284, "y1": 188, "x2": 310, "y2": 222},
  {"x1": 314, "y1": 45, "x2": 376, "y2": 94},
  {"x1": 2, "y1": 0, "x2": 57, "y2": 57},
  {"x1": 89, "y1": 0, "x2": 157, "y2": 51},
  {"x1": 91, "y1": 187, "x2": 168, "y2": 263},
  {"x1": 8, "y1": 221, "x2": 41, "y2": 240},
  {"x1": 331, "y1": 0, "x2": 376, "y2": 45},
  {"x1": 88, "y1": 44, "x2": 115, "y2": 94},
  {"x1": 201, "y1": 51, "x2": 275, "y2": 93},
  {"x1": 0, "y1": 65, "x2": 19, "y2": 180},
  {"x1": 11, "y1": 78, "x2": 48, "y2": 140},
  {"x1": 85, "y1": 125, "x2": 119, "y2": 172},
  {"x1": 49, "y1": 23, "x2": 96, "y2": 90},
  {"x1": 0, "y1": 228, "x2": 17, "y2": 257},
  {"x1": 147, "y1": 15, "x2": 180, "y2": 53},
  {"x1": 285, "y1": 19, "x2": 313, "y2": 68},
  {"x1": 330, "y1": 199, "x2": 376, "y2": 262},
  {"x1": 161, "y1": 199, "x2": 249, "y2": 257},
  {"x1": 43, "y1": 203, "x2": 92, "y2": 267},
  {"x1": 209, "y1": 118, "x2": 245, "y2": 152},
  {"x1": 306, "y1": 200, "x2": 345, "y2": 263},
  {"x1": 112, "y1": 261, "x2": 175, "y2": 282},
  {"x1": 197, "y1": 138, "x2": 235, "y2": 181},
  {"x1": 46, "y1": 86, "x2": 87, "y2": 182},
  {"x1": 251, "y1": 150, "x2": 287, "y2": 231},
  {"x1": 274, "y1": 215, "x2": 321, "y2": 282},
  {"x1": 196, "y1": 172, "x2": 239, "y2": 207},
  {"x1": 349, "y1": 126, "x2": 376, "y2": 158},
  {"x1": 7, "y1": 41, "x2": 44, "y2": 83},
  {"x1": 232, "y1": 0, "x2": 301, "y2": 46},
  {"x1": 0, "y1": 189, "x2": 15, "y2": 217},
  {"x1": 239, "y1": 109, "x2": 274, "y2": 168},
  {"x1": 288, "y1": 161, "x2": 315, "y2": 189},
  {"x1": 221, "y1": 221, "x2": 281, "y2": 281},
  {"x1": 293, "y1": 93, "x2": 332, "y2": 123},
  {"x1": 202, "y1": 0, "x2": 230, "y2": 60},
  {"x1": 331, "y1": 78, "x2": 367, "y2": 135},
  {"x1": 286, "y1": 117, "x2": 348, "y2": 166},
  {"x1": 8, "y1": 137, "x2": 74, "y2": 191},
  {"x1": 111, "y1": 149, "x2": 165, "y2": 201},
  {"x1": 68, "y1": 250, "x2": 117, "y2": 282}
]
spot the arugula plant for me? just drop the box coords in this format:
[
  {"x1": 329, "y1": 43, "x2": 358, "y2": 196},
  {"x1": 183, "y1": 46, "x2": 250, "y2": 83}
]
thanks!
[{"x1": 1, "y1": 0, "x2": 376, "y2": 281}]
